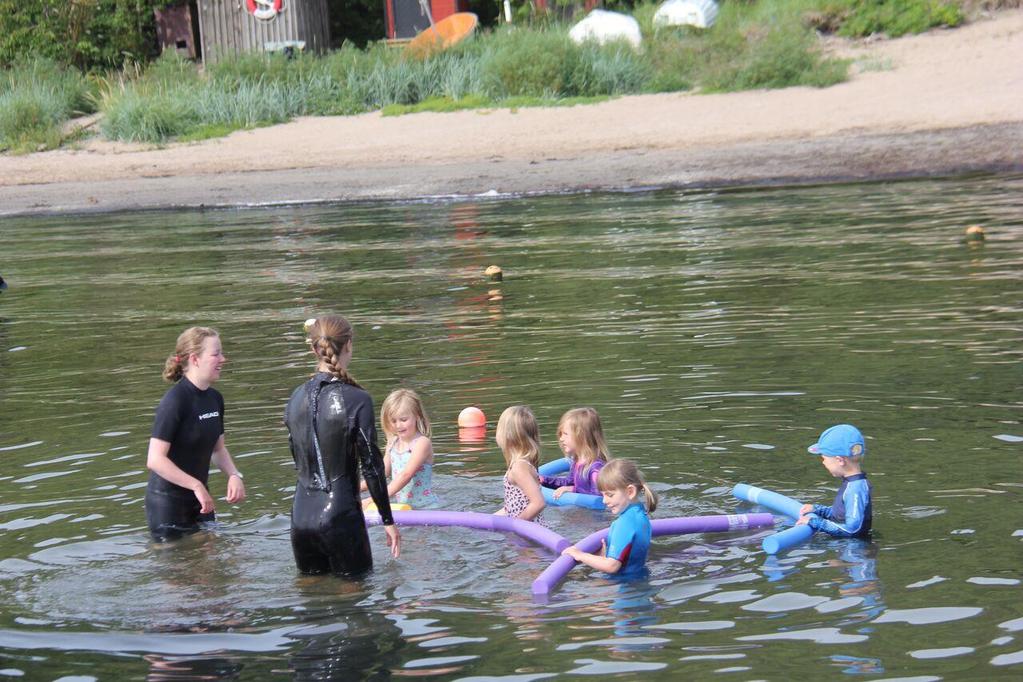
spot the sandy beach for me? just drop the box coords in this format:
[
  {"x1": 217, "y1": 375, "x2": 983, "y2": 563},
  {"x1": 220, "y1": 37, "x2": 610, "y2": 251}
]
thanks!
[{"x1": 1, "y1": 10, "x2": 1021, "y2": 217}]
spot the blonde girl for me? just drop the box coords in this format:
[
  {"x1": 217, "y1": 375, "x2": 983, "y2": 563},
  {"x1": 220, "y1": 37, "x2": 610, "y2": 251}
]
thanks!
[
  {"x1": 562, "y1": 459, "x2": 658, "y2": 576},
  {"x1": 365, "y1": 388, "x2": 440, "y2": 509},
  {"x1": 494, "y1": 406, "x2": 548, "y2": 526},
  {"x1": 541, "y1": 407, "x2": 610, "y2": 499}
]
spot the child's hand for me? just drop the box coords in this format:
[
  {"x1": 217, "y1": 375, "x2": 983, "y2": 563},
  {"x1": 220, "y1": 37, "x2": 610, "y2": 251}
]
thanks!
[
  {"x1": 797, "y1": 514, "x2": 815, "y2": 526},
  {"x1": 562, "y1": 546, "x2": 583, "y2": 560},
  {"x1": 799, "y1": 503, "x2": 813, "y2": 516},
  {"x1": 553, "y1": 485, "x2": 573, "y2": 499}
]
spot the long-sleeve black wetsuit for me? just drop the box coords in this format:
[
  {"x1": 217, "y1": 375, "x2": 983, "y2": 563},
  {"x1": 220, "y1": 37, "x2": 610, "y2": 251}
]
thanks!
[{"x1": 284, "y1": 372, "x2": 394, "y2": 575}]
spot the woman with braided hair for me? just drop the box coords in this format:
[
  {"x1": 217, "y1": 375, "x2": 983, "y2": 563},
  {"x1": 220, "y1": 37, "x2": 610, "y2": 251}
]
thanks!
[
  {"x1": 284, "y1": 315, "x2": 400, "y2": 575},
  {"x1": 145, "y1": 326, "x2": 246, "y2": 542}
]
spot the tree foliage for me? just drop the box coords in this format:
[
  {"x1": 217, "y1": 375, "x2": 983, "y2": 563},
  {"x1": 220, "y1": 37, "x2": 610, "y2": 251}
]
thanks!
[{"x1": 0, "y1": 0, "x2": 167, "y2": 71}]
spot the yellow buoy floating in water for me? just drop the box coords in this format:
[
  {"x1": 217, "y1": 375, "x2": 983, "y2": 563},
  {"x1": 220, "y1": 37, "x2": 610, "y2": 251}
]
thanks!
[{"x1": 964, "y1": 225, "x2": 986, "y2": 242}]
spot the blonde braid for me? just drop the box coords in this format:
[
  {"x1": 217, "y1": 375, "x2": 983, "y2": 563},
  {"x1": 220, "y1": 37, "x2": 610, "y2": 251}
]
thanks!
[{"x1": 310, "y1": 316, "x2": 363, "y2": 388}]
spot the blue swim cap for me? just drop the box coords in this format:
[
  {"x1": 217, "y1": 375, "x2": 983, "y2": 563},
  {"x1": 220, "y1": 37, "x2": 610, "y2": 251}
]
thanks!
[{"x1": 808, "y1": 424, "x2": 865, "y2": 458}]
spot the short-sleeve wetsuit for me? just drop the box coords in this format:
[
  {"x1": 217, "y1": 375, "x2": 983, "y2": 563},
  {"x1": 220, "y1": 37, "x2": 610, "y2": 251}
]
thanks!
[
  {"x1": 807, "y1": 473, "x2": 872, "y2": 538},
  {"x1": 145, "y1": 377, "x2": 225, "y2": 541},
  {"x1": 284, "y1": 372, "x2": 394, "y2": 576},
  {"x1": 540, "y1": 458, "x2": 606, "y2": 495},
  {"x1": 605, "y1": 502, "x2": 652, "y2": 578}
]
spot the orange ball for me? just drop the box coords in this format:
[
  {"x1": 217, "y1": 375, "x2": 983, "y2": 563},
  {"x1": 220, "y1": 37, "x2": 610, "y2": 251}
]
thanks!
[{"x1": 457, "y1": 406, "x2": 486, "y2": 428}]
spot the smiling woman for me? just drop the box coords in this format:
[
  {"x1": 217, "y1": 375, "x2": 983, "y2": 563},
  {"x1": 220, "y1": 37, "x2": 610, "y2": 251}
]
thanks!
[{"x1": 144, "y1": 326, "x2": 246, "y2": 542}]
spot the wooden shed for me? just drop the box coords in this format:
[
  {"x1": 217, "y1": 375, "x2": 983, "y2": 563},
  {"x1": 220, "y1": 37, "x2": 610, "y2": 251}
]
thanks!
[{"x1": 196, "y1": 0, "x2": 331, "y2": 64}]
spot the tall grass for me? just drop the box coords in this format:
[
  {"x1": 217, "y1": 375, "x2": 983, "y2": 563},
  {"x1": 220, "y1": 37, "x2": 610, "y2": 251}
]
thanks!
[
  {"x1": 0, "y1": 58, "x2": 92, "y2": 152},
  {"x1": 819, "y1": 0, "x2": 964, "y2": 38},
  {"x1": 87, "y1": 0, "x2": 975, "y2": 145}
]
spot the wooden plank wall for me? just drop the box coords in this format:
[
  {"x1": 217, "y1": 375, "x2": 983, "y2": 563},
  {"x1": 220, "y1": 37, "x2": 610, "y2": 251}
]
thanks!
[{"x1": 197, "y1": 1, "x2": 331, "y2": 64}]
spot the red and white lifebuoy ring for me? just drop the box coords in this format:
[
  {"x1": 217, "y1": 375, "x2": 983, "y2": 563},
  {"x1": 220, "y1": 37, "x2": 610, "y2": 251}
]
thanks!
[{"x1": 246, "y1": 0, "x2": 283, "y2": 21}]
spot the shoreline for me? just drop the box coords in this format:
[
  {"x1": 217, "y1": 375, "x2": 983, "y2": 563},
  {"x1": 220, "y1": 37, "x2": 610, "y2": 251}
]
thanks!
[
  {"x1": 3, "y1": 122, "x2": 1021, "y2": 217},
  {"x1": 1, "y1": 10, "x2": 1021, "y2": 217}
]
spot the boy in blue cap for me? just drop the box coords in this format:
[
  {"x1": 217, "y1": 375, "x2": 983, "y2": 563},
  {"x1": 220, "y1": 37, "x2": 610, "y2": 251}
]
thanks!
[{"x1": 796, "y1": 424, "x2": 872, "y2": 538}]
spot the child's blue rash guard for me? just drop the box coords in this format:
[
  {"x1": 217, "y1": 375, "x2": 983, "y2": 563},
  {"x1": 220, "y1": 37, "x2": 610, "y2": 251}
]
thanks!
[
  {"x1": 605, "y1": 502, "x2": 652, "y2": 577},
  {"x1": 808, "y1": 473, "x2": 872, "y2": 538}
]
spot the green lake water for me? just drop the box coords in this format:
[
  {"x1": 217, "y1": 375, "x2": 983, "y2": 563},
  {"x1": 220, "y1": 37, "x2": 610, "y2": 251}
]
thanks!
[{"x1": 0, "y1": 174, "x2": 1021, "y2": 679}]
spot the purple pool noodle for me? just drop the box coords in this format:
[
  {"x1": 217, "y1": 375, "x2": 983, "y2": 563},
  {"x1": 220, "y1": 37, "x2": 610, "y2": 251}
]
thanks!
[
  {"x1": 531, "y1": 512, "x2": 775, "y2": 596},
  {"x1": 365, "y1": 509, "x2": 572, "y2": 554},
  {"x1": 651, "y1": 513, "x2": 774, "y2": 536},
  {"x1": 762, "y1": 524, "x2": 814, "y2": 555}
]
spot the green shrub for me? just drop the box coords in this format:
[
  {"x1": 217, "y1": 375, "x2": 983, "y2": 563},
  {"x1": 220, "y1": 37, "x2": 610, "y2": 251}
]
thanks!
[
  {"x1": 100, "y1": 88, "x2": 197, "y2": 143},
  {"x1": 0, "y1": 0, "x2": 161, "y2": 71},
  {"x1": 815, "y1": 0, "x2": 965, "y2": 38},
  {"x1": 479, "y1": 27, "x2": 583, "y2": 97},
  {"x1": 704, "y1": 24, "x2": 848, "y2": 91},
  {"x1": 570, "y1": 42, "x2": 652, "y2": 96},
  {"x1": 0, "y1": 57, "x2": 91, "y2": 151}
]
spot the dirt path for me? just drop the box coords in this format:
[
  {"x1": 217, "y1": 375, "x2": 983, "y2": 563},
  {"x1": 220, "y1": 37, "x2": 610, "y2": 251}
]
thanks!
[{"x1": 2, "y1": 10, "x2": 1021, "y2": 216}]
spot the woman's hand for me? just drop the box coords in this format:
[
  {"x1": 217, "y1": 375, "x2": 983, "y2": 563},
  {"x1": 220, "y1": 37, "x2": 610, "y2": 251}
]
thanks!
[
  {"x1": 211, "y1": 437, "x2": 245, "y2": 505},
  {"x1": 193, "y1": 483, "x2": 215, "y2": 514},
  {"x1": 226, "y1": 473, "x2": 246, "y2": 504},
  {"x1": 384, "y1": 524, "x2": 401, "y2": 559}
]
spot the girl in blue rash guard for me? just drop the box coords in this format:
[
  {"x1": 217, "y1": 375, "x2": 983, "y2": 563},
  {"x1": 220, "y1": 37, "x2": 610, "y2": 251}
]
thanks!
[
  {"x1": 284, "y1": 315, "x2": 400, "y2": 576},
  {"x1": 145, "y1": 327, "x2": 246, "y2": 542},
  {"x1": 797, "y1": 424, "x2": 873, "y2": 538},
  {"x1": 562, "y1": 459, "x2": 659, "y2": 578}
]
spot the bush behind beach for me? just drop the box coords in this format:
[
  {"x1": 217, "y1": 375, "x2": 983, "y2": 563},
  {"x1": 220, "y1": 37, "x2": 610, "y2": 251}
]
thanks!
[{"x1": 0, "y1": 58, "x2": 92, "y2": 153}]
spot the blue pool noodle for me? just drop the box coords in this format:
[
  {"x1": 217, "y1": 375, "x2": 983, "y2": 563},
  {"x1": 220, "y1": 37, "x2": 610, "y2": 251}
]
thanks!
[
  {"x1": 731, "y1": 483, "x2": 815, "y2": 555},
  {"x1": 537, "y1": 457, "x2": 606, "y2": 510},
  {"x1": 762, "y1": 525, "x2": 814, "y2": 554},
  {"x1": 537, "y1": 457, "x2": 570, "y2": 476},
  {"x1": 541, "y1": 486, "x2": 606, "y2": 510},
  {"x1": 731, "y1": 483, "x2": 803, "y2": 519}
]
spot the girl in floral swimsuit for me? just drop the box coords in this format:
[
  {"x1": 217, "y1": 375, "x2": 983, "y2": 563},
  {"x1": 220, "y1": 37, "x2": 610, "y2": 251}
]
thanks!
[{"x1": 363, "y1": 388, "x2": 440, "y2": 509}]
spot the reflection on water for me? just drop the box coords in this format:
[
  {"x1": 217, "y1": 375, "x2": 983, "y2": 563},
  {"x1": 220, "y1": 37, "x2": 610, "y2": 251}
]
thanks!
[{"x1": 1, "y1": 174, "x2": 1022, "y2": 678}]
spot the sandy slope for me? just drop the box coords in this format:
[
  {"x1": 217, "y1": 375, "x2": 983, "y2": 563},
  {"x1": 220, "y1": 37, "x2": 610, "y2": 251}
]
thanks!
[{"x1": 1, "y1": 10, "x2": 1021, "y2": 216}]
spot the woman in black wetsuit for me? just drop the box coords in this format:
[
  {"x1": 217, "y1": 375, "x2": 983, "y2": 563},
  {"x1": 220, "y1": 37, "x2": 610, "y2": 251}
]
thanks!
[
  {"x1": 284, "y1": 315, "x2": 400, "y2": 575},
  {"x1": 145, "y1": 326, "x2": 246, "y2": 542}
]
